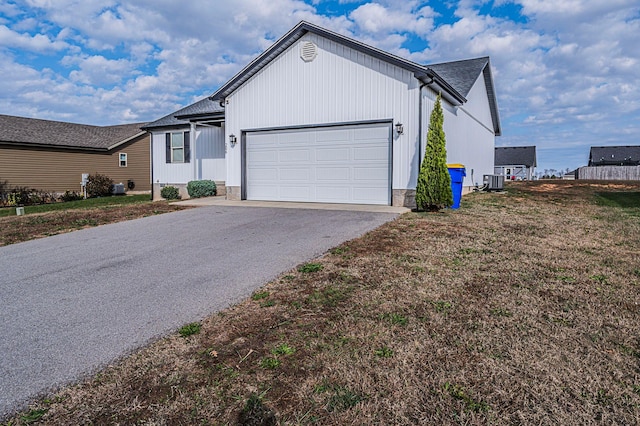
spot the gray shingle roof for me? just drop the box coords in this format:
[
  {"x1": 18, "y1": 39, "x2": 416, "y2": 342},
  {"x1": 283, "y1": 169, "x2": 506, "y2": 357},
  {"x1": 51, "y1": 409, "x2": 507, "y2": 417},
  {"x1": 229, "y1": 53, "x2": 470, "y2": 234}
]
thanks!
[
  {"x1": 0, "y1": 114, "x2": 146, "y2": 150},
  {"x1": 429, "y1": 57, "x2": 489, "y2": 99},
  {"x1": 142, "y1": 98, "x2": 224, "y2": 130},
  {"x1": 495, "y1": 146, "x2": 537, "y2": 167},
  {"x1": 429, "y1": 56, "x2": 500, "y2": 136},
  {"x1": 589, "y1": 146, "x2": 640, "y2": 166}
]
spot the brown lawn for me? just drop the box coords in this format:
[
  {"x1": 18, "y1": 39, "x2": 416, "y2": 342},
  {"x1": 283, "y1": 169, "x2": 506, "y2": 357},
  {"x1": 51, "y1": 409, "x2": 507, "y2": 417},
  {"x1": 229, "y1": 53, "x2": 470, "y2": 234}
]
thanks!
[{"x1": 4, "y1": 181, "x2": 640, "y2": 425}]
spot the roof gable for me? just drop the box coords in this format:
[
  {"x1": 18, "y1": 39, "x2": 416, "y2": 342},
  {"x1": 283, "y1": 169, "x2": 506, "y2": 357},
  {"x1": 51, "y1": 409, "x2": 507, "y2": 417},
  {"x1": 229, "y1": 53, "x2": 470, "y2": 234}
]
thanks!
[
  {"x1": 589, "y1": 146, "x2": 640, "y2": 166},
  {"x1": 429, "y1": 57, "x2": 501, "y2": 136},
  {"x1": 208, "y1": 21, "x2": 500, "y2": 135},
  {"x1": 0, "y1": 114, "x2": 146, "y2": 151},
  {"x1": 495, "y1": 146, "x2": 537, "y2": 167}
]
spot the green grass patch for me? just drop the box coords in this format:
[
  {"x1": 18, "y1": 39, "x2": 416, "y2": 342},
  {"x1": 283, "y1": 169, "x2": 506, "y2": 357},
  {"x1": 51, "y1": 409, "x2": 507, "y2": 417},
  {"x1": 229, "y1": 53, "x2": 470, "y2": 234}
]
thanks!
[
  {"x1": 251, "y1": 291, "x2": 269, "y2": 301},
  {"x1": 594, "y1": 192, "x2": 640, "y2": 208},
  {"x1": 0, "y1": 194, "x2": 151, "y2": 217},
  {"x1": 178, "y1": 322, "x2": 201, "y2": 337},
  {"x1": 298, "y1": 262, "x2": 323, "y2": 273},
  {"x1": 20, "y1": 408, "x2": 48, "y2": 424}
]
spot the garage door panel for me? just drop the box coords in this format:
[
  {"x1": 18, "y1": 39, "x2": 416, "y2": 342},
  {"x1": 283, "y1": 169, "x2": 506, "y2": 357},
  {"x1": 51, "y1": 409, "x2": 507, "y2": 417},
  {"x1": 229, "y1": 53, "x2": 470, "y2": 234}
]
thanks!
[
  {"x1": 354, "y1": 167, "x2": 388, "y2": 181},
  {"x1": 316, "y1": 167, "x2": 350, "y2": 180},
  {"x1": 279, "y1": 168, "x2": 311, "y2": 181},
  {"x1": 278, "y1": 132, "x2": 313, "y2": 145},
  {"x1": 249, "y1": 168, "x2": 279, "y2": 181},
  {"x1": 246, "y1": 123, "x2": 390, "y2": 205},
  {"x1": 316, "y1": 186, "x2": 350, "y2": 202},
  {"x1": 279, "y1": 185, "x2": 312, "y2": 200},
  {"x1": 316, "y1": 147, "x2": 350, "y2": 162},
  {"x1": 315, "y1": 129, "x2": 350, "y2": 142},
  {"x1": 247, "y1": 150, "x2": 278, "y2": 163},
  {"x1": 278, "y1": 149, "x2": 311, "y2": 162},
  {"x1": 354, "y1": 125, "x2": 390, "y2": 140},
  {"x1": 353, "y1": 146, "x2": 387, "y2": 160}
]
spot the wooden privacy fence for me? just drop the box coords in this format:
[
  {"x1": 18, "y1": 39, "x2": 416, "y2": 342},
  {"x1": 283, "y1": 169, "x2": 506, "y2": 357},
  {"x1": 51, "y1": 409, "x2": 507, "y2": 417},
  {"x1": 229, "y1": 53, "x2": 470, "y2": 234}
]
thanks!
[{"x1": 578, "y1": 166, "x2": 640, "y2": 180}]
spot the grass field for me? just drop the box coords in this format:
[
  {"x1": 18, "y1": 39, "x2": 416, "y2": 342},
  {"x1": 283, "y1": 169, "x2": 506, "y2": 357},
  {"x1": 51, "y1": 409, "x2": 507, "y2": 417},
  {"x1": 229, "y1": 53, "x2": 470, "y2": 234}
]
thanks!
[
  {"x1": 0, "y1": 195, "x2": 187, "y2": 246},
  {"x1": 3, "y1": 181, "x2": 640, "y2": 425}
]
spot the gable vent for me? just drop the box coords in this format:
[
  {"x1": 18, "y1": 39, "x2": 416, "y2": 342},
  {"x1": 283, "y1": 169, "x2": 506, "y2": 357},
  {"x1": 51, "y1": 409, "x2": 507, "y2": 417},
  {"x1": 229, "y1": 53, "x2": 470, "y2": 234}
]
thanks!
[{"x1": 300, "y1": 41, "x2": 317, "y2": 62}]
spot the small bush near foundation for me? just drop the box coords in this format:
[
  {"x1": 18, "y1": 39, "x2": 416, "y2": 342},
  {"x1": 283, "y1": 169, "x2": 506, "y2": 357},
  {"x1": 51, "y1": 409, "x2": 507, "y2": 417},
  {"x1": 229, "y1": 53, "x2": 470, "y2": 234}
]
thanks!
[
  {"x1": 86, "y1": 173, "x2": 113, "y2": 198},
  {"x1": 61, "y1": 191, "x2": 83, "y2": 202},
  {"x1": 187, "y1": 180, "x2": 217, "y2": 198},
  {"x1": 160, "y1": 185, "x2": 181, "y2": 200}
]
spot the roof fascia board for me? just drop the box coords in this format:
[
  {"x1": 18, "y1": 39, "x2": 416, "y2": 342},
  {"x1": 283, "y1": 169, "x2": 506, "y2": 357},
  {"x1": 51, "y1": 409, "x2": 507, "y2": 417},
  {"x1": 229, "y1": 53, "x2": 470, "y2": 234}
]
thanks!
[
  {"x1": 0, "y1": 141, "x2": 108, "y2": 152},
  {"x1": 482, "y1": 61, "x2": 501, "y2": 136},
  {"x1": 174, "y1": 112, "x2": 225, "y2": 121}
]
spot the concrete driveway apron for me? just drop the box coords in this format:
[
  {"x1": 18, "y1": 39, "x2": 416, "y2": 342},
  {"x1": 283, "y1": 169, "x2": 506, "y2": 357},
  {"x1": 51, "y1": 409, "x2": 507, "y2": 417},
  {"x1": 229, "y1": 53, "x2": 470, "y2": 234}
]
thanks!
[{"x1": 0, "y1": 204, "x2": 400, "y2": 418}]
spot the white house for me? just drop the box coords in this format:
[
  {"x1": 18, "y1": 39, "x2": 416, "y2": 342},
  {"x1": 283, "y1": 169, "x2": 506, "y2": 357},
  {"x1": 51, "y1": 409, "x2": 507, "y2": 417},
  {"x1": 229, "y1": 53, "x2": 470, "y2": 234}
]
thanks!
[{"x1": 144, "y1": 21, "x2": 501, "y2": 206}]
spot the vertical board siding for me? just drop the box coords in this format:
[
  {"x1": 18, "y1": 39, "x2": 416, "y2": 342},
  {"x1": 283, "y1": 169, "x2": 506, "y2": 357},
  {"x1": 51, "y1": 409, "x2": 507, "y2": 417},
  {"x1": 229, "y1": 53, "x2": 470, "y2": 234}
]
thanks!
[
  {"x1": 226, "y1": 32, "x2": 420, "y2": 189},
  {"x1": 578, "y1": 166, "x2": 640, "y2": 180},
  {"x1": 0, "y1": 134, "x2": 151, "y2": 192},
  {"x1": 152, "y1": 126, "x2": 226, "y2": 184}
]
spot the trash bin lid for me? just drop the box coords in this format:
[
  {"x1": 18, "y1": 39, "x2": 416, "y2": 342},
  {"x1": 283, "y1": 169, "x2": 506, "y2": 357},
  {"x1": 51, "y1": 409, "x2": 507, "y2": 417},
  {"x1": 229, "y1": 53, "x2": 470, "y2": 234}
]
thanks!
[{"x1": 447, "y1": 163, "x2": 465, "y2": 169}]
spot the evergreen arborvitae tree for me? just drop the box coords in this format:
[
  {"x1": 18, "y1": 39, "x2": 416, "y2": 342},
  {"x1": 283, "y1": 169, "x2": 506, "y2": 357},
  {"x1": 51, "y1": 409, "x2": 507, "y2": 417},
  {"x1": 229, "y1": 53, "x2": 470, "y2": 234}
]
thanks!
[{"x1": 415, "y1": 93, "x2": 453, "y2": 211}]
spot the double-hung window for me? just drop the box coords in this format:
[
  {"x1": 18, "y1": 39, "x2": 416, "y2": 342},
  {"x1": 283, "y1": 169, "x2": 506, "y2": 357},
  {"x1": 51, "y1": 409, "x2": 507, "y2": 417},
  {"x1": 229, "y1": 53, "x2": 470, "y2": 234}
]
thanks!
[
  {"x1": 165, "y1": 131, "x2": 190, "y2": 163},
  {"x1": 119, "y1": 153, "x2": 127, "y2": 167}
]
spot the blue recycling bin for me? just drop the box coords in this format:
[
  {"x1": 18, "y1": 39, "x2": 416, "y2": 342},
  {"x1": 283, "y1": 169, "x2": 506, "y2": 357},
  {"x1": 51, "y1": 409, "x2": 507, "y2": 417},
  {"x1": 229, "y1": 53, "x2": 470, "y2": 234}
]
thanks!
[{"x1": 447, "y1": 164, "x2": 466, "y2": 209}]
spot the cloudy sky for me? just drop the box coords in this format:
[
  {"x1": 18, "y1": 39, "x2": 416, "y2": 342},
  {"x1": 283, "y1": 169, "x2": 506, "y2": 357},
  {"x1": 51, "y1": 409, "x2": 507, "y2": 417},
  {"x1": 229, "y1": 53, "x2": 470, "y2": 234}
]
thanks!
[{"x1": 1, "y1": 1, "x2": 638, "y2": 172}]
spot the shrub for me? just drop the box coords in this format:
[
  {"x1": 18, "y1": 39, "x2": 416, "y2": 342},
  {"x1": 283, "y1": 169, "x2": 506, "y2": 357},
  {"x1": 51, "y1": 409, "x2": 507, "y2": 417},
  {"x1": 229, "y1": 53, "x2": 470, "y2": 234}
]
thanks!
[
  {"x1": 6, "y1": 187, "x2": 55, "y2": 206},
  {"x1": 85, "y1": 173, "x2": 113, "y2": 198},
  {"x1": 415, "y1": 93, "x2": 453, "y2": 211},
  {"x1": 186, "y1": 180, "x2": 217, "y2": 198},
  {"x1": 160, "y1": 185, "x2": 181, "y2": 200},
  {"x1": 60, "y1": 190, "x2": 83, "y2": 202},
  {"x1": 0, "y1": 178, "x2": 9, "y2": 205}
]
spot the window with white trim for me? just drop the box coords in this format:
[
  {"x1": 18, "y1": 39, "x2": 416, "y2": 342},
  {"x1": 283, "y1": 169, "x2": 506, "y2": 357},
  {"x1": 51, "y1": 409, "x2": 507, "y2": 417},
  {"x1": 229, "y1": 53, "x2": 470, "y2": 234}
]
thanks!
[
  {"x1": 165, "y1": 131, "x2": 190, "y2": 163},
  {"x1": 119, "y1": 152, "x2": 127, "y2": 167}
]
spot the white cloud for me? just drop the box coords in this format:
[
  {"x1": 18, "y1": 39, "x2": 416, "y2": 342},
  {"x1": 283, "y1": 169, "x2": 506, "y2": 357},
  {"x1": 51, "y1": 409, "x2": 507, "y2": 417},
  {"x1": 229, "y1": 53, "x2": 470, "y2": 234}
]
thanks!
[{"x1": 0, "y1": 25, "x2": 68, "y2": 51}]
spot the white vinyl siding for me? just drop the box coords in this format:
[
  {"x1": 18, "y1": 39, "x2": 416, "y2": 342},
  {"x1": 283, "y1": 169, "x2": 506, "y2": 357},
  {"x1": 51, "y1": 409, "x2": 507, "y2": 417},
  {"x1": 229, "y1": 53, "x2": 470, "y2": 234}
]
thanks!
[
  {"x1": 225, "y1": 32, "x2": 419, "y2": 191},
  {"x1": 152, "y1": 126, "x2": 226, "y2": 184},
  {"x1": 245, "y1": 123, "x2": 390, "y2": 204}
]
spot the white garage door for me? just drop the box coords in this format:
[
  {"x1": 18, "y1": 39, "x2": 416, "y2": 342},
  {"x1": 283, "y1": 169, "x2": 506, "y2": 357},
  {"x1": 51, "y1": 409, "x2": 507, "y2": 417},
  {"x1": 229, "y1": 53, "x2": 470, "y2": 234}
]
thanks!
[{"x1": 245, "y1": 122, "x2": 391, "y2": 205}]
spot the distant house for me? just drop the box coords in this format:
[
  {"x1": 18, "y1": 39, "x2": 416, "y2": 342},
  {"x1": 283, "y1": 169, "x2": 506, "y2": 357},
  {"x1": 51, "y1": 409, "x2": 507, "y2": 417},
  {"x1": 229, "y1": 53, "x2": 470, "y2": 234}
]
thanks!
[
  {"x1": 494, "y1": 146, "x2": 537, "y2": 180},
  {"x1": 578, "y1": 146, "x2": 640, "y2": 180},
  {"x1": 588, "y1": 146, "x2": 640, "y2": 166},
  {"x1": 0, "y1": 114, "x2": 150, "y2": 193},
  {"x1": 562, "y1": 169, "x2": 577, "y2": 180}
]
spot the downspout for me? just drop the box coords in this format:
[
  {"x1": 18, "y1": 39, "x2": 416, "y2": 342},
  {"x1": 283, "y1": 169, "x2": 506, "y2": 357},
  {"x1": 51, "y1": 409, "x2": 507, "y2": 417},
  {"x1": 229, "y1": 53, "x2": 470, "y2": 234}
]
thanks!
[
  {"x1": 418, "y1": 77, "x2": 434, "y2": 169},
  {"x1": 149, "y1": 133, "x2": 153, "y2": 200}
]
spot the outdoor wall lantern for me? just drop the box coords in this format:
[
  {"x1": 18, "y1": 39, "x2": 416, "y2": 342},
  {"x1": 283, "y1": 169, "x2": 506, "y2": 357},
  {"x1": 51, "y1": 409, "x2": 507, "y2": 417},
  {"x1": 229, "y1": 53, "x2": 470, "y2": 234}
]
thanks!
[
  {"x1": 395, "y1": 122, "x2": 404, "y2": 135},
  {"x1": 229, "y1": 134, "x2": 237, "y2": 146}
]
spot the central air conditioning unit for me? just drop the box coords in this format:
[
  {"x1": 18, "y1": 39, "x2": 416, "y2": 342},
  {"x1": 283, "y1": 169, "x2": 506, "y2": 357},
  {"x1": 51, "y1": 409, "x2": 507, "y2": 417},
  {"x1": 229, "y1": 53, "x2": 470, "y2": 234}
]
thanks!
[
  {"x1": 111, "y1": 183, "x2": 126, "y2": 195},
  {"x1": 483, "y1": 174, "x2": 504, "y2": 191}
]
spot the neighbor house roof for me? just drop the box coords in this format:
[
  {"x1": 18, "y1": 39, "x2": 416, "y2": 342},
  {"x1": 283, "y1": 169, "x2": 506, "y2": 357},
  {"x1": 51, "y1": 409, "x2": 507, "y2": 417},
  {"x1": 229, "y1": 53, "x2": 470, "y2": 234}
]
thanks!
[
  {"x1": 495, "y1": 146, "x2": 537, "y2": 167},
  {"x1": 588, "y1": 146, "x2": 640, "y2": 166},
  {"x1": 0, "y1": 114, "x2": 146, "y2": 151},
  {"x1": 208, "y1": 21, "x2": 501, "y2": 135},
  {"x1": 142, "y1": 97, "x2": 225, "y2": 130}
]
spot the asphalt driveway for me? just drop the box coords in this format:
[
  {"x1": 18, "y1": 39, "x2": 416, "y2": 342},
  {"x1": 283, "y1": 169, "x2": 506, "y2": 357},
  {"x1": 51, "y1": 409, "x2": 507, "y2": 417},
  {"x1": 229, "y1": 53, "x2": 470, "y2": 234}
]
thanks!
[{"x1": 0, "y1": 205, "x2": 398, "y2": 418}]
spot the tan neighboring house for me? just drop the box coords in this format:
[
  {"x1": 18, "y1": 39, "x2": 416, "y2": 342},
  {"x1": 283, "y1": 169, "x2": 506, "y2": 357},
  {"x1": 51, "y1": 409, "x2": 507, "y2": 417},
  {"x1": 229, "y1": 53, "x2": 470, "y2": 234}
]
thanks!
[{"x1": 0, "y1": 114, "x2": 150, "y2": 193}]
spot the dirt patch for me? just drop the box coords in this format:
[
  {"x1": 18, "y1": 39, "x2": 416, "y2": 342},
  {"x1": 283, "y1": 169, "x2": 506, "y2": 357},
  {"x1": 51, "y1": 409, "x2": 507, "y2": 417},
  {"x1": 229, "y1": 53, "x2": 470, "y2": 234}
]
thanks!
[
  {"x1": 4, "y1": 181, "x2": 640, "y2": 425},
  {"x1": 0, "y1": 202, "x2": 188, "y2": 246}
]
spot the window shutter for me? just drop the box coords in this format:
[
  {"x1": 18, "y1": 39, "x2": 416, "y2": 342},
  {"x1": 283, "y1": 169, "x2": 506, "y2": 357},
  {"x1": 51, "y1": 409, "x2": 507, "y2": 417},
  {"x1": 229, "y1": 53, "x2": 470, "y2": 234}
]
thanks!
[
  {"x1": 184, "y1": 131, "x2": 190, "y2": 163},
  {"x1": 165, "y1": 133, "x2": 171, "y2": 163}
]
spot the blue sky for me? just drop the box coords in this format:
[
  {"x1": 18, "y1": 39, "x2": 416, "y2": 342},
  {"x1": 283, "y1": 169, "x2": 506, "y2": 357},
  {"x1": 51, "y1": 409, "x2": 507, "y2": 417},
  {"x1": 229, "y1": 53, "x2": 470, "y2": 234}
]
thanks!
[{"x1": 1, "y1": 0, "x2": 639, "y2": 173}]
